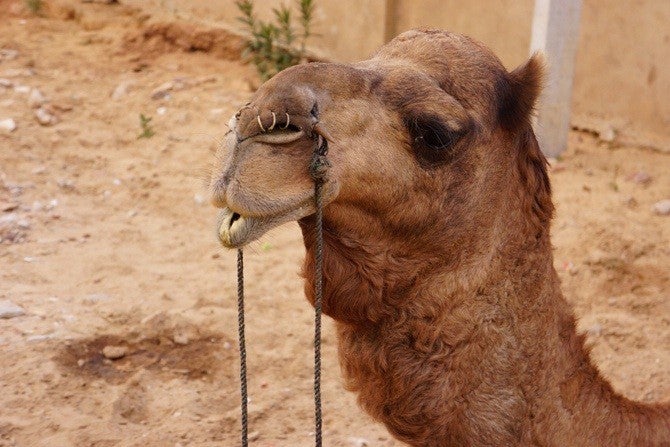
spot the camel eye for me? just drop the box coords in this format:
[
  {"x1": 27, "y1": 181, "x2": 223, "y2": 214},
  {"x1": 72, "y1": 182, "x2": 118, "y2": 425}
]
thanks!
[{"x1": 404, "y1": 115, "x2": 464, "y2": 166}]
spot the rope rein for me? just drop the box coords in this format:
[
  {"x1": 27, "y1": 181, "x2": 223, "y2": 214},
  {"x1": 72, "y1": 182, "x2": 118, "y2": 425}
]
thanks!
[
  {"x1": 236, "y1": 249, "x2": 248, "y2": 447},
  {"x1": 236, "y1": 129, "x2": 329, "y2": 447}
]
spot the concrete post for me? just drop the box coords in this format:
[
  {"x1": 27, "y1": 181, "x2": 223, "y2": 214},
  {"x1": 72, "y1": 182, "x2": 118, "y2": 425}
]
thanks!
[{"x1": 530, "y1": 0, "x2": 583, "y2": 157}]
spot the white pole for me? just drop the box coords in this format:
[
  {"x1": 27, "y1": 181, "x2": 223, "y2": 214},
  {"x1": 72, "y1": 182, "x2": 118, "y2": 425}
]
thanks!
[{"x1": 530, "y1": 0, "x2": 583, "y2": 157}]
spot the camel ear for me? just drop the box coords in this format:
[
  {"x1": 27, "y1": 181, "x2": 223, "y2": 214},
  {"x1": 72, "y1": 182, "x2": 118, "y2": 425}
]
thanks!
[{"x1": 497, "y1": 53, "x2": 545, "y2": 130}]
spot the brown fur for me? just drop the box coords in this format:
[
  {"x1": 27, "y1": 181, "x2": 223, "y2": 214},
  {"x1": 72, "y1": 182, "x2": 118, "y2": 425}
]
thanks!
[{"x1": 211, "y1": 29, "x2": 670, "y2": 446}]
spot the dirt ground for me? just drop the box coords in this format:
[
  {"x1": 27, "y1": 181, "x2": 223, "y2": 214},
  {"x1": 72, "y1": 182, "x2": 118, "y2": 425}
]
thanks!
[{"x1": 0, "y1": 2, "x2": 668, "y2": 447}]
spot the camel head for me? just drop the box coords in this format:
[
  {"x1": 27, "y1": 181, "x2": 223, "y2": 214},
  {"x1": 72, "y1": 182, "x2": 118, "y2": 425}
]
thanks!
[{"x1": 211, "y1": 29, "x2": 552, "y2": 258}]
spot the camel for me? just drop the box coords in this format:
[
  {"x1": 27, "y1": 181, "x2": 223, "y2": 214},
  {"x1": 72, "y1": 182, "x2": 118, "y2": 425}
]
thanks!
[{"x1": 210, "y1": 29, "x2": 670, "y2": 446}]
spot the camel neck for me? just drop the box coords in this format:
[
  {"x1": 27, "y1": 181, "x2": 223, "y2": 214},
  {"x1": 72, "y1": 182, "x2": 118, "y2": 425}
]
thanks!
[{"x1": 298, "y1": 217, "x2": 670, "y2": 446}]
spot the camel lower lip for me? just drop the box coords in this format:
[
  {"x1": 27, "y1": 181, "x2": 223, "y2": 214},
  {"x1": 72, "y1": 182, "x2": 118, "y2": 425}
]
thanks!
[
  {"x1": 217, "y1": 209, "x2": 254, "y2": 248},
  {"x1": 217, "y1": 203, "x2": 311, "y2": 248}
]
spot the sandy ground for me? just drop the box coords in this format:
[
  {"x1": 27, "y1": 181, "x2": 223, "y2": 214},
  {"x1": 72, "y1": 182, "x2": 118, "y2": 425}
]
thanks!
[{"x1": 0, "y1": 2, "x2": 668, "y2": 447}]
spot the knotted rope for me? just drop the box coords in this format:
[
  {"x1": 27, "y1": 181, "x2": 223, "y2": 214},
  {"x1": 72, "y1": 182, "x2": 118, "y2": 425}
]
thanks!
[{"x1": 235, "y1": 128, "x2": 329, "y2": 447}]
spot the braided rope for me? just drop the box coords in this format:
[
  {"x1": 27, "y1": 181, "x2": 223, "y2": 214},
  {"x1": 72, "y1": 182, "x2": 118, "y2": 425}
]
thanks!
[
  {"x1": 237, "y1": 249, "x2": 249, "y2": 447},
  {"x1": 235, "y1": 130, "x2": 328, "y2": 447},
  {"x1": 313, "y1": 177, "x2": 324, "y2": 447}
]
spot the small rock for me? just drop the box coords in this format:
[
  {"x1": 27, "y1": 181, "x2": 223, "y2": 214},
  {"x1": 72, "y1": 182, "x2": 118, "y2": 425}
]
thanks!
[
  {"x1": 0, "y1": 49, "x2": 19, "y2": 61},
  {"x1": 173, "y1": 332, "x2": 189, "y2": 345},
  {"x1": 551, "y1": 162, "x2": 567, "y2": 173},
  {"x1": 0, "y1": 118, "x2": 17, "y2": 133},
  {"x1": 110, "y1": 81, "x2": 134, "y2": 100},
  {"x1": 175, "y1": 112, "x2": 190, "y2": 124},
  {"x1": 652, "y1": 199, "x2": 670, "y2": 216},
  {"x1": 83, "y1": 293, "x2": 111, "y2": 304},
  {"x1": 348, "y1": 437, "x2": 370, "y2": 447},
  {"x1": 28, "y1": 88, "x2": 47, "y2": 108},
  {"x1": 598, "y1": 125, "x2": 616, "y2": 142},
  {"x1": 35, "y1": 107, "x2": 58, "y2": 126},
  {"x1": 1, "y1": 201, "x2": 18, "y2": 212},
  {"x1": 57, "y1": 178, "x2": 75, "y2": 190},
  {"x1": 156, "y1": 106, "x2": 167, "y2": 116},
  {"x1": 3, "y1": 68, "x2": 34, "y2": 78},
  {"x1": 0, "y1": 300, "x2": 25, "y2": 319},
  {"x1": 0, "y1": 213, "x2": 18, "y2": 225},
  {"x1": 249, "y1": 431, "x2": 261, "y2": 441},
  {"x1": 77, "y1": 358, "x2": 86, "y2": 367},
  {"x1": 151, "y1": 81, "x2": 174, "y2": 100},
  {"x1": 0, "y1": 78, "x2": 13, "y2": 88},
  {"x1": 13, "y1": 85, "x2": 30, "y2": 94},
  {"x1": 193, "y1": 193, "x2": 205, "y2": 205},
  {"x1": 586, "y1": 324, "x2": 603, "y2": 338},
  {"x1": 628, "y1": 171, "x2": 652, "y2": 186},
  {"x1": 102, "y1": 345, "x2": 128, "y2": 360}
]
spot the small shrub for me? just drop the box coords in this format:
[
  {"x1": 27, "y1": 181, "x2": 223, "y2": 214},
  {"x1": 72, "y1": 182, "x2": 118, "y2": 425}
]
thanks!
[
  {"x1": 236, "y1": 0, "x2": 315, "y2": 81},
  {"x1": 25, "y1": 0, "x2": 43, "y2": 14},
  {"x1": 137, "y1": 114, "x2": 155, "y2": 139}
]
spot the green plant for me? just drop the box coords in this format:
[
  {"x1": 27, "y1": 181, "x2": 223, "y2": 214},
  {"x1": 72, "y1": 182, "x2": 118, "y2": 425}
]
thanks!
[
  {"x1": 137, "y1": 114, "x2": 155, "y2": 139},
  {"x1": 236, "y1": 0, "x2": 315, "y2": 81},
  {"x1": 25, "y1": 0, "x2": 43, "y2": 14}
]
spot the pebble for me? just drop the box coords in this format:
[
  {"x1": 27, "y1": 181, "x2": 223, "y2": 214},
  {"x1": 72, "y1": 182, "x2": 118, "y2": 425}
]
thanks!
[
  {"x1": 2, "y1": 68, "x2": 33, "y2": 78},
  {"x1": 629, "y1": 171, "x2": 652, "y2": 185},
  {"x1": 0, "y1": 118, "x2": 16, "y2": 133},
  {"x1": 110, "y1": 81, "x2": 134, "y2": 100},
  {"x1": 102, "y1": 345, "x2": 128, "y2": 360},
  {"x1": 0, "y1": 78, "x2": 13, "y2": 88},
  {"x1": 35, "y1": 107, "x2": 58, "y2": 126},
  {"x1": 0, "y1": 201, "x2": 18, "y2": 211},
  {"x1": 193, "y1": 193, "x2": 205, "y2": 205},
  {"x1": 173, "y1": 332, "x2": 189, "y2": 345},
  {"x1": 586, "y1": 324, "x2": 603, "y2": 338},
  {"x1": 151, "y1": 81, "x2": 174, "y2": 100},
  {"x1": 0, "y1": 300, "x2": 26, "y2": 319},
  {"x1": 57, "y1": 178, "x2": 75, "y2": 190},
  {"x1": 598, "y1": 125, "x2": 616, "y2": 142},
  {"x1": 0, "y1": 213, "x2": 18, "y2": 225},
  {"x1": 348, "y1": 437, "x2": 370, "y2": 447},
  {"x1": 83, "y1": 293, "x2": 111, "y2": 304},
  {"x1": 652, "y1": 199, "x2": 670, "y2": 216},
  {"x1": 0, "y1": 49, "x2": 19, "y2": 61},
  {"x1": 28, "y1": 88, "x2": 47, "y2": 108},
  {"x1": 13, "y1": 85, "x2": 30, "y2": 94}
]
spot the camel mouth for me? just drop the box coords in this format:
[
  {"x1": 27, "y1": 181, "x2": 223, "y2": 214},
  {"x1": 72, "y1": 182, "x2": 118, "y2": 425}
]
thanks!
[
  {"x1": 217, "y1": 201, "x2": 312, "y2": 248},
  {"x1": 250, "y1": 127, "x2": 305, "y2": 145}
]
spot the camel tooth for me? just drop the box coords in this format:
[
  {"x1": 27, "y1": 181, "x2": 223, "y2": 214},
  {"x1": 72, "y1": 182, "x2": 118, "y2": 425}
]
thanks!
[
  {"x1": 257, "y1": 115, "x2": 266, "y2": 132},
  {"x1": 268, "y1": 112, "x2": 277, "y2": 131},
  {"x1": 282, "y1": 113, "x2": 290, "y2": 129}
]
